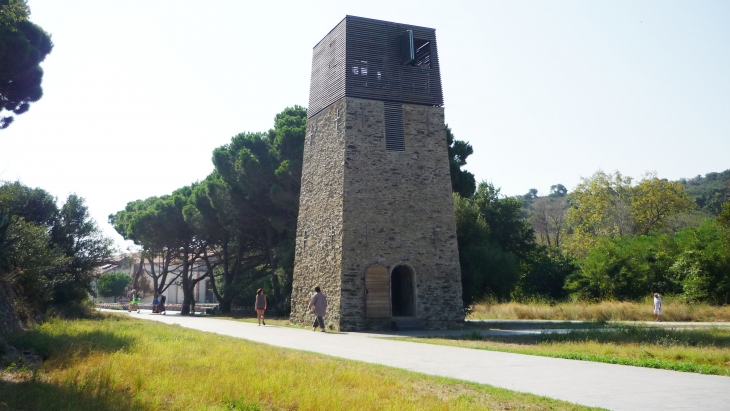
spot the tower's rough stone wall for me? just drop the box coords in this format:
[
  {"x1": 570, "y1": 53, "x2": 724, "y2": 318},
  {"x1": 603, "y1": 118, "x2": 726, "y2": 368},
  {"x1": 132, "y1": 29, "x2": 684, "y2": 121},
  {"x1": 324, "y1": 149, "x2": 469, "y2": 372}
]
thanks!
[
  {"x1": 290, "y1": 101, "x2": 346, "y2": 329},
  {"x1": 291, "y1": 96, "x2": 464, "y2": 331}
]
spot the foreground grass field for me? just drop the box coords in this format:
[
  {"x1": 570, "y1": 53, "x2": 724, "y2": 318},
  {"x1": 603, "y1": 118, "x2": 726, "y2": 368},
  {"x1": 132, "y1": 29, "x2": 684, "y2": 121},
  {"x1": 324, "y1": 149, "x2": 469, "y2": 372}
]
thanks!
[
  {"x1": 0, "y1": 315, "x2": 599, "y2": 411},
  {"x1": 469, "y1": 300, "x2": 730, "y2": 322},
  {"x1": 402, "y1": 326, "x2": 730, "y2": 376}
]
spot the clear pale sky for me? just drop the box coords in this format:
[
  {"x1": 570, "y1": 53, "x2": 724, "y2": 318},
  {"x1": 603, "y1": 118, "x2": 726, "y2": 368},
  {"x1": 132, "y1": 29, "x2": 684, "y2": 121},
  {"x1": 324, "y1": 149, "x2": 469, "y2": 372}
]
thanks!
[{"x1": 2, "y1": 0, "x2": 729, "y2": 249}]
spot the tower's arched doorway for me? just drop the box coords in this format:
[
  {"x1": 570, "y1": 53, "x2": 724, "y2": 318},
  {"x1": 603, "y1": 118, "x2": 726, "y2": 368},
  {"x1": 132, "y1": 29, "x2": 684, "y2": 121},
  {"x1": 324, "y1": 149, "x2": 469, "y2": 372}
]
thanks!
[{"x1": 391, "y1": 265, "x2": 415, "y2": 317}]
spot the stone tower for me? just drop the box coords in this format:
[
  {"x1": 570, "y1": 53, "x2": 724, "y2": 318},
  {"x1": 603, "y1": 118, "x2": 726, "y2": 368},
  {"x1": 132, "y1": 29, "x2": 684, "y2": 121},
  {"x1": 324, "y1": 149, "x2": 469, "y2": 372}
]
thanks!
[{"x1": 290, "y1": 16, "x2": 464, "y2": 331}]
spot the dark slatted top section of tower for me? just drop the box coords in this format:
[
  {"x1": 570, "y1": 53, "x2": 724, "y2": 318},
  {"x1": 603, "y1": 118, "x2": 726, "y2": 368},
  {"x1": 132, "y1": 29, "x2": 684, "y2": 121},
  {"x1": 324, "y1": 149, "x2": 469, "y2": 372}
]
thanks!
[{"x1": 308, "y1": 16, "x2": 443, "y2": 118}]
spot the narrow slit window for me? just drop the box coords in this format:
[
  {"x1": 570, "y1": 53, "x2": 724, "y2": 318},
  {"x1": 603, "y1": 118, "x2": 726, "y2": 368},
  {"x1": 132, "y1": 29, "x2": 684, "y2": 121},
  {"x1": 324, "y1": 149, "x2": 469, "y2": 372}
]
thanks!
[{"x1": 384, "y1": 102, "x2": 405, "y2": 151}]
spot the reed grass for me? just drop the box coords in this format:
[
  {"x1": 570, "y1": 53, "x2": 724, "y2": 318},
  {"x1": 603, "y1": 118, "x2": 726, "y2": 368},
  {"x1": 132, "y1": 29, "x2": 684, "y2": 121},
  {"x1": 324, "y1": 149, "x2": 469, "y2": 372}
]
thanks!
[
  {"x1": 469, "y1": 299, "x2": 730, "y2": 322},
  {"x1": 0, "y1": 315, "x2": 599, "y2": 411}
]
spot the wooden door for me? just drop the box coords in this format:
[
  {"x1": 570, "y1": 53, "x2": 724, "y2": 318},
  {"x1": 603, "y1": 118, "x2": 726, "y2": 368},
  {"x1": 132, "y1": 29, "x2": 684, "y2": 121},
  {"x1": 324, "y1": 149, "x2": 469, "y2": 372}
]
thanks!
[{"x1": 365, "y1": 264, "x2": 390, "y2": 318}]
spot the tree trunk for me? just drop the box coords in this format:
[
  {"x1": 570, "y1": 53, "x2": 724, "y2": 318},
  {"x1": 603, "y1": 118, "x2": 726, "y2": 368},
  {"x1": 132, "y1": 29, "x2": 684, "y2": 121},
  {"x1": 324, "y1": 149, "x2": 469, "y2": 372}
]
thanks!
[
  {"x1": 132, "y1": 255, "x2": 144, "y2": 289},
  {"x1": 180, "y1": 244, "x2": 192, "y2": 315},
  {"x1": 267, "y1": 234, "x2": 282, "y2": 310},
  {"x1": 203, "y1": 250, "x2": 231, "y2": 313}
]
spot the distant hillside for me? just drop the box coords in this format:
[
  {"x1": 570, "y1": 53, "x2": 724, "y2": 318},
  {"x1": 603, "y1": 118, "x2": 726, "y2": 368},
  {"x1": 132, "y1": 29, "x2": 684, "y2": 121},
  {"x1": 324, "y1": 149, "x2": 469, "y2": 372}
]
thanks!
[
  {"x1": 679, "y1": 169, "x2": 730, "y2": 215},
  {"x1": 517, "y1": 169, "x2": 730, "y2": 217}
]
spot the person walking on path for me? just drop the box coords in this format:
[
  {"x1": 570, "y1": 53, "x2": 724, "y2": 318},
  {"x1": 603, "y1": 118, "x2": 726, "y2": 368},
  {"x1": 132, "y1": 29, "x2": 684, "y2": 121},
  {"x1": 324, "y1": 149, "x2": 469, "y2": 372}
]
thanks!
[
  {"x1": 152, "y1": 293, "x2": 159, "y2": 314},
  {"x1": 128, "y1": 289, "x2": 140, "y2": 313},
  {"x1": 158, "y1": 294, "x2": 167, "y2": 315},
  {"x1": 255, "y1": 288, "x2": 267, "y2": 326},
  {"x1": 653, "y1": 293, "x2": 663, "y2": 322},
  {"x1": 309, "y1": 286, "x2": 327, "y2": 332}
]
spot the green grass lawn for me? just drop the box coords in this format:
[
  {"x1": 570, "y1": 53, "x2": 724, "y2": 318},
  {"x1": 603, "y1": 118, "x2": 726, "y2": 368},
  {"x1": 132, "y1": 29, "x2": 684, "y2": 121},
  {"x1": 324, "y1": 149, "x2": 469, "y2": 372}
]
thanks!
[
  {"x1": 0, "y1": 315, "x2": 600, "y2": 411},
  {"x1": 400, "y1": 326, "x2": 730, "y2": 376}
]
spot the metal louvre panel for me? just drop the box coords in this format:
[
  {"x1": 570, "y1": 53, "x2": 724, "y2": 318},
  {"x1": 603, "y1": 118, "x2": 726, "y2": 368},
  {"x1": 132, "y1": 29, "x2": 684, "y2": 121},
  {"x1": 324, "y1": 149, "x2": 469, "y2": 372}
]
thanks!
[
  {"x1": 384, "y1": 102, "x2": 405, "y2": 151},
  {"x1": 399, "y1": 30, "x2": 414, "y2": 65},
  {"x1": 308, "y1": 16, "x2": 443, "y2": 118},
  {"x1": 345, "y1": 17, "x2": 443, "y2": 107},
  {"x1": 308, "y1": 18, "x2": 347, "y2": 118}
]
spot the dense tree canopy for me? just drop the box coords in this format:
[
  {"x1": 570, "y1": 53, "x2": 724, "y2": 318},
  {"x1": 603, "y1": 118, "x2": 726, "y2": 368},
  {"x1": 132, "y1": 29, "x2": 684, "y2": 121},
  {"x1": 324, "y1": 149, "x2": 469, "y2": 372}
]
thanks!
[
  {"x1": 97, "y1": 272, "x2": 130, "y2": 301},
  {"x1": 632, "y1": 172, "x2": 696, "y2": 235},
  {"x1": 107, "y1": 100, "x2": 729, "y2": 312},
  {"x1": 0, "y1": 181, "x2": 113, "y2": 319},
  {"x1": 0, "y1": 0, "x2": 53, "y2": 129},
  {"x1": 680, "y1": 169, "x2": 730, "y2": 215},
  {"x1": 111, "y1": 106, "x2": 307, "y2": 314},
  {"x1": 565, "y1": 170, "x2": 696, "y2": 257}
]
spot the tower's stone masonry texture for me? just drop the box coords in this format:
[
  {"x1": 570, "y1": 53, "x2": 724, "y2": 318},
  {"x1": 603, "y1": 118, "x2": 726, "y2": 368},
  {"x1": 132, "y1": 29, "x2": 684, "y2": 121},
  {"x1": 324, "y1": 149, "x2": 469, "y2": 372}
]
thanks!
[
  {"x1": 290, "y1": 101, "x2": 346, "y2": 329},
  {"x1": 291, "y1": 96, "x2": 465, "y2": 331}
]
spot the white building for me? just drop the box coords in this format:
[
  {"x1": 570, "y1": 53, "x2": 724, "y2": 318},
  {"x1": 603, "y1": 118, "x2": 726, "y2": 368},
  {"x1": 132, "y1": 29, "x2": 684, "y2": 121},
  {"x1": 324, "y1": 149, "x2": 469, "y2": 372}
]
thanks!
[{"x1": 95, "y1": 254, "x2": 217, "y2": 305}]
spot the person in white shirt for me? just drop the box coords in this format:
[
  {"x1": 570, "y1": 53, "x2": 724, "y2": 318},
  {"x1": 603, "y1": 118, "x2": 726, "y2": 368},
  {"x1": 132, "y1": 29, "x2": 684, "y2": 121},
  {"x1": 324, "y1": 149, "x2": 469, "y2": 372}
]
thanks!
[{"x1": 653, "y1": 293, "x2": 663, "y2": 322}]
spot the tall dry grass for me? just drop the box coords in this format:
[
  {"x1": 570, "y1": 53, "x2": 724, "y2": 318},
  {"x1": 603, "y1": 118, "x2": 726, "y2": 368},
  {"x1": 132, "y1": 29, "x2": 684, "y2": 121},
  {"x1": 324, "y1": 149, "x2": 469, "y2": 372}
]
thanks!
[
  {"x1": 469, "y1": 299, "x2": 730, "y2": 322},
  {"x1": 0, "y1": 315, "x2": 596, "y2": 411}
]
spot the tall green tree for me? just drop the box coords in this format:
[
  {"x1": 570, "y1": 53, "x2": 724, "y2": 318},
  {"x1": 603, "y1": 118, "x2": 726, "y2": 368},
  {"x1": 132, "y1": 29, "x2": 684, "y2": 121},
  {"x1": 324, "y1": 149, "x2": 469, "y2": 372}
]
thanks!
[
  {"x1": 50, "y1": 194, "x2": 115, "y2": 304},
  {"x1": 549, "y1": 184, "x2": 568, "y2": 197},
  {"x1": 632, "y1": 172, "x2": 696, "y2": 235},
  {"x1": 111, "y1": 107, "x2": 307, "y2": 314},
  {"x1": 1, "y1": 216, "x2": 69, "y2": 309},
  {"x1": 473, "y1": 182, "x2": 535, "y2": 256},
  {"x1": 0, "y1": 213, "x2": 16, "y2": 273},
  {"x1": 109, "y1": 196, "x2": 181, "y2": 296},
  {"x1": 184, "y1": 173, "x2": 269, "y2": 313},
  {"x1": 210, "y1": 106, "x2": 306, "y2": 311},
  {"x1": 719, "y1": 199, "x2": 730, "y2": 238},
  {"x1": 97, "y1": 272, "x2": 130, "y2": 302},
  {"x1": 670, "y1": 220, "x2": 730, "y2": 304},
  {"x1": 0, "y1": 0, "x2": 53, "y2": 129},
  {"x1": 453, "y1": 182, "x2": 536, "y2": 305},
  {"x1": 446, "y1": 125, "x2": 476, "y2": 198},
  {"x1": 0, "y1": 180, "x2": 57, "y2": 226},
  {"x1": 1, "y1": 182, "x2": 113, "y2": 310},
  {"x1": 566, "y1": 170, "x2": 634, "y2": 256}
]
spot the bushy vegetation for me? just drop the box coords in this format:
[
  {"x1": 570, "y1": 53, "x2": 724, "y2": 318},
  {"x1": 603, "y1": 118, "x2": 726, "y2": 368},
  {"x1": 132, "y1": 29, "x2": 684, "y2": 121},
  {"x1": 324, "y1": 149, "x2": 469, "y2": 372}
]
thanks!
[
  {"x1": 96, "y1": 272, "x2": 131, "y2": 302},
  {"x1": 680, "y1": 169, "x2": 730, "y2": 215},
  {"x1": 457, "y1": 169, "x2": 730, "y2": 309},
  {"x1": 0, "y1": 316, "x2": 595, "y2": 410},
  {"x1": 0, "y1": 182, "x2": 115, "y2": 330}
]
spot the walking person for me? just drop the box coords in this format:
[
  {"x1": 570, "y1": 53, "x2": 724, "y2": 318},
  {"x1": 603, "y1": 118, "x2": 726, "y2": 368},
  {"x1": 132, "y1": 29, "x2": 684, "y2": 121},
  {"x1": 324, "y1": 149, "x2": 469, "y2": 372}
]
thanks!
[
  {"x1": 128, "y1": 289, "x2": 140, "y2": 313},
  {"x1": 255, "y1": 288, "x2": 267, "y2": 326},
  {"x1": 309, "y1": 286, "x2": 327, "y2": 332},
  {"x1": 152, "y1": 293, "x2": 159, "y2": 314},
  {"x1": 653, "y1": 293, "x2": 663, "y2": 322},
  {"x1": 158, "y1": 294, "x2": 167, "y2": 315}
]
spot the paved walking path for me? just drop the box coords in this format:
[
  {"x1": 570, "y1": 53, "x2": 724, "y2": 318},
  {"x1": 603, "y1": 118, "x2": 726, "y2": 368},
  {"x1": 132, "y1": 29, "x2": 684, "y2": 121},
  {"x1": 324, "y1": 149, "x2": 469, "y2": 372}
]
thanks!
[{"x1": 106, "y1": 310, "x2": 730, "y2": 411}]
